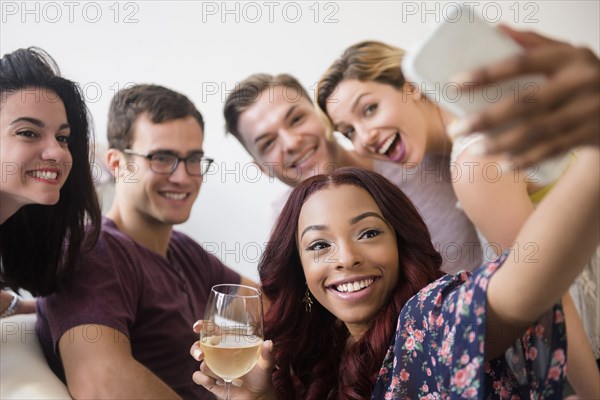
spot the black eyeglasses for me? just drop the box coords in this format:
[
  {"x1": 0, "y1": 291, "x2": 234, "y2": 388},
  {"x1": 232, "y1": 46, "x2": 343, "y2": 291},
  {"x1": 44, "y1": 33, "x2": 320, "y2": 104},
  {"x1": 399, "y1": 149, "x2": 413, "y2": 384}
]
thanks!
[{"x1": 123, "y1": 149, "x2": 214, "y2": 176}]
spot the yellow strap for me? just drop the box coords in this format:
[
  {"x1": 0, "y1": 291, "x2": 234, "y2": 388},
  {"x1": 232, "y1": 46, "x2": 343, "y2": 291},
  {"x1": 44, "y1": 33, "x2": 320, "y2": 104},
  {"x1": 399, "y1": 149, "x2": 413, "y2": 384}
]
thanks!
[{"x1": 529, "y1": 152, "x2": 577, "y2": 204}]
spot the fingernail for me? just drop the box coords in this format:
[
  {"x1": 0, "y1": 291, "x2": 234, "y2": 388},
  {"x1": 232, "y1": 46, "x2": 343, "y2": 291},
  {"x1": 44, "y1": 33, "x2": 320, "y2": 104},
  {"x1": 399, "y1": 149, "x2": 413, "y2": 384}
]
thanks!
[
  {"x1": 232, "y1": 379, "x2": 243, "y2": 387},
  {"x1": 193, "y1": 320, "x2": 201, "y2": 330},
  {"x1": 450, "y1": 71, "x2": 475, "y2": 85},
  {"x1": 266, "y1": 340, "x2": 273, "y2": 352},
  {"x1": 216, "y1": 380, "x2": 225, "y2": 387},
  {"x1": 467, "y1": 141, "x2": 487, "y2": 157},
  {"x1": 193, "y1": 349, "x2": 202, "y2": 360},
  {"x1": 447, "y1": 118, "x2": 472, "y2": 138}
]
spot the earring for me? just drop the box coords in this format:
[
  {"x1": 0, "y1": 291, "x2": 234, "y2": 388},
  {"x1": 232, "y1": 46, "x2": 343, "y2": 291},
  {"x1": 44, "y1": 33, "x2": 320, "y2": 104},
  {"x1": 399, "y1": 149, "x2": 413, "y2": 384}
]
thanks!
[{"x1": 302, "y1": 287, "x2": 313, "y2": 313}]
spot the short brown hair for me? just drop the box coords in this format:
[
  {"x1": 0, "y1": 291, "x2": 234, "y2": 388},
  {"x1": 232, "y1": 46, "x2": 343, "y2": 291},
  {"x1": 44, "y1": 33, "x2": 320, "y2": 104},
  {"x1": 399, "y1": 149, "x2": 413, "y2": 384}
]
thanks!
[
  {"x1": 224, "y1": 73, "x2": 311, "y2": 143},
  {"x1": 107, "y1": 84, "x2": 204, "y2": 150}
]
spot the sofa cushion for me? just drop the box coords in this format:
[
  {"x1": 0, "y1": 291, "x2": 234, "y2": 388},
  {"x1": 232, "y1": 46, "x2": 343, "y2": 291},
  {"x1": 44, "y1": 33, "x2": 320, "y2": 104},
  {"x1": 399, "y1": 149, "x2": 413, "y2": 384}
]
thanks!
[{"x1": 1, "y1": 314, "x2": 70, "y2": 399}]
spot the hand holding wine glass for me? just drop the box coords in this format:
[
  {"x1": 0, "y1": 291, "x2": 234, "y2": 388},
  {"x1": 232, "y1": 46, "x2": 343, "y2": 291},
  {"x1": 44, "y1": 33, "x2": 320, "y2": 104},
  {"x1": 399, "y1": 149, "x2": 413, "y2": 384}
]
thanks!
[{"x1": 199, "y1": 284, "x2": 265, "y2": 400}]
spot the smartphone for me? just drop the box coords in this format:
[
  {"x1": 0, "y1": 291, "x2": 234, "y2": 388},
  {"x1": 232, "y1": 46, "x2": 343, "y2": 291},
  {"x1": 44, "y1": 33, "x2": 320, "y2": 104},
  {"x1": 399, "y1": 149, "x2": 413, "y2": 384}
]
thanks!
[
  {"x1": 402, "y1": 6, "x2": 543, "y2": 118},
  {"x1": 403, "y1": 8, "x2": 568, "y2": 184}
]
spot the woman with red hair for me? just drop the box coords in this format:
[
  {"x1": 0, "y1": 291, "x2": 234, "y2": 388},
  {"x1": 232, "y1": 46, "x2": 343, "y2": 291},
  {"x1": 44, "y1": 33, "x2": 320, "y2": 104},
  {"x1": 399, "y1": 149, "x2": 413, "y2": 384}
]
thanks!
[{"x1": 192, "y1": 141, "x2": 598, "y2": 398}]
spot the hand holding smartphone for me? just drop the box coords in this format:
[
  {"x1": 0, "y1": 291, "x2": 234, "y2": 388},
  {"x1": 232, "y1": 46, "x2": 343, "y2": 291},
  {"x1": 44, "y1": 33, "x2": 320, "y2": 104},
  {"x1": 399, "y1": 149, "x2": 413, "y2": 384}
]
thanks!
[
  {"x1": 402, "y1": 6, "x2": 544, "y2": 119},
  {"x1": 402, "y1": 6, "x2": 571, "y2": 183}
]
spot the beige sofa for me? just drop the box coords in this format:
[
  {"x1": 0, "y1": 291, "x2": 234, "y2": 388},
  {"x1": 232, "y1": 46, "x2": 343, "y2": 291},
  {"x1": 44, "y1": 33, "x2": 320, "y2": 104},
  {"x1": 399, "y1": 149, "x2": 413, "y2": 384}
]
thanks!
[{"x1": 0, "y1": 314, "x2": 70, "y2": 399}]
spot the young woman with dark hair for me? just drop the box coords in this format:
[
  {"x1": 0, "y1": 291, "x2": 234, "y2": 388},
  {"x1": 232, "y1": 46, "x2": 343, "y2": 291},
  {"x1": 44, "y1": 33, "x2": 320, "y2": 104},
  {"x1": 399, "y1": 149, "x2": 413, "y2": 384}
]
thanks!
[
  {"x1": 0, "y1": 47, "x2": 101, "y2": 311},
  {"x1": 192, "y1": 140, "x2": 598, "y2": 398},
  {"x1": 258, "y1": 167, "x2": 443, "y2": 399}
]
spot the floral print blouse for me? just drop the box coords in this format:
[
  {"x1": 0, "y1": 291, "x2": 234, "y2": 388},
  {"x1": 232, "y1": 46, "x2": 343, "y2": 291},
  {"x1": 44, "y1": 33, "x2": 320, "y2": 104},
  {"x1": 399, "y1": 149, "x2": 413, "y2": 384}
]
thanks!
[{"x1": 372, "y1": 255, "x2": 566, "y2": 399}]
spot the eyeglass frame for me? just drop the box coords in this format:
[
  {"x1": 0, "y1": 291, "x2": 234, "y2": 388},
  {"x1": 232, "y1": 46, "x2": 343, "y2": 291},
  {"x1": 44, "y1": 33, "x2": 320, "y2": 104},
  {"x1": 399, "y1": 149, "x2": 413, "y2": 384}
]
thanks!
[{"x1": 122, "y1": 149, "x2": 214, "y2": 176}]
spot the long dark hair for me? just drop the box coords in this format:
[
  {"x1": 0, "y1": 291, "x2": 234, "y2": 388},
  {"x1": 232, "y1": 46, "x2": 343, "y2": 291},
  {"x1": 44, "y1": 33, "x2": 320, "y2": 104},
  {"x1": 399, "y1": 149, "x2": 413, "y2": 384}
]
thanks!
[
  {"x1": 0, "y1": 47, "x2": 101, "y2": 295},
  {"x1": 259, "y1": 167, "x2": 443, "y2": 399}
]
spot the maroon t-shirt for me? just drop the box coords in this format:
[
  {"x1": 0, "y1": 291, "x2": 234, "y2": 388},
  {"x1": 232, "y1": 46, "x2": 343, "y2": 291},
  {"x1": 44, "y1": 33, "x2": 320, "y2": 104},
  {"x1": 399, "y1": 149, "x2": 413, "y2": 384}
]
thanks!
[{"x1": 36, "y1": 218, "x2": 240, "y2": 399}]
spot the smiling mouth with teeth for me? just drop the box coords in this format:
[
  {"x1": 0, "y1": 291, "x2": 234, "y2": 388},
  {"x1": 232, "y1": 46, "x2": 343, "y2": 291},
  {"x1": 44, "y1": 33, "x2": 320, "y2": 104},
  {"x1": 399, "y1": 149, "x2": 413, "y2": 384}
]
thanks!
[
  {"x1": 335, "y1": 278, "x2": 375, "y2": 293},
  {"x1": 378, "y1": 133, "x2": 400, "y2": 156},
  {"x1": 290, "y1": 148, "x2": 316, "y2": 168},
  {"x1": 161, "y1": 192, "x2": 187, "y2": 200},
  {"x1": 28, "y1": 170, "x2": 59, "y2": 181},
  {"x1": 376, "y1": 132, "x2": 406, "y2": 163}
]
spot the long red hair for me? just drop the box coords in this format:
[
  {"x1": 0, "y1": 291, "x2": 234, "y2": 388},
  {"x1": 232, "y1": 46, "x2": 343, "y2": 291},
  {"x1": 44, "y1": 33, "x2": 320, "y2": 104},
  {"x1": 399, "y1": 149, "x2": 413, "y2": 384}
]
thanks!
[{"x1": 259, "y1": 167, "x2": 443, "y2": 399}]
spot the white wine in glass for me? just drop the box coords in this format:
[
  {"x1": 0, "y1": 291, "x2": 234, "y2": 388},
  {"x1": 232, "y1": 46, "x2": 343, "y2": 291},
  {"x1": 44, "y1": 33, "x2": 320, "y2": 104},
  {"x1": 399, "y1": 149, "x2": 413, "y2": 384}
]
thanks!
[{"x1": 200, "y1": 284, "x2": 264, "y2": 399}]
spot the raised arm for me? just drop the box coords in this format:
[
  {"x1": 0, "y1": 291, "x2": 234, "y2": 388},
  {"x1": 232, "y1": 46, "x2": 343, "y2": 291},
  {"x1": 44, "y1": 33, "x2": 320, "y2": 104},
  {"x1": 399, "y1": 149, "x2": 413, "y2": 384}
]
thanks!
[
  {"x1": 485, "y1": 147, "x2": 599, "y2": 357},
  {"x1": 59, "y1": 324, "x2": 181, "y2": 399},
  {"x1": 453, "y1": 145, "x2": 600, "y2": 396}
]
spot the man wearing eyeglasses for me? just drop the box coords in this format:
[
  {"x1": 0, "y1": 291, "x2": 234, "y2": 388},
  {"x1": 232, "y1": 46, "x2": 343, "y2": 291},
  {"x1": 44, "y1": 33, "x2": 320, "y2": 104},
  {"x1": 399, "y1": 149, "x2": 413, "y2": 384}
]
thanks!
[{"x1": 36, "y1": 84, "x2": 253, "y2": 399}]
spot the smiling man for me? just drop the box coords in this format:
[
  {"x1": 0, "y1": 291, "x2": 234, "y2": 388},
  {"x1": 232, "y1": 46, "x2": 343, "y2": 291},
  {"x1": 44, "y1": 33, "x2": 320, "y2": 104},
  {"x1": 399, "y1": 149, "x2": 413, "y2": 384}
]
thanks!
[
  {"x1": 224, "y1": 73, "x2": 371, "y2": 187},
  {"x1": 36, "y1": 84, "x2": 252, "y2": 399}
]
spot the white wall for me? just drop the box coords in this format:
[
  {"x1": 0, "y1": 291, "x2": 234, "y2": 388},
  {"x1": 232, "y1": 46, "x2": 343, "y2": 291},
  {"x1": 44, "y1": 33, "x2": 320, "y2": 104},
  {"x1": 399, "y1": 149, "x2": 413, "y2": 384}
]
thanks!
[{"x1": 2, "y1": 1, "x2": 598, "y2": 281}]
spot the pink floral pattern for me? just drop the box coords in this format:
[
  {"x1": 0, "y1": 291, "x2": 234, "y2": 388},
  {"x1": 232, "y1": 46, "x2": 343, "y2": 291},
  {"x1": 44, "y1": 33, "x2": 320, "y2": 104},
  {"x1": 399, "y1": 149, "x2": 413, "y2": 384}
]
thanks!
[{"x1": 372, "y1": 255, "x2": 566, "y2": 399}]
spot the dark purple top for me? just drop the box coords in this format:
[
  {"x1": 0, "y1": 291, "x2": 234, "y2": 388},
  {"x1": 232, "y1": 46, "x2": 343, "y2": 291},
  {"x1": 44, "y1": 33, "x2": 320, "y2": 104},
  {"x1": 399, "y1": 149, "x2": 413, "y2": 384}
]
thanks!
[{"x1": 36, "y1": 217, "x2": 240, "y2": 399}]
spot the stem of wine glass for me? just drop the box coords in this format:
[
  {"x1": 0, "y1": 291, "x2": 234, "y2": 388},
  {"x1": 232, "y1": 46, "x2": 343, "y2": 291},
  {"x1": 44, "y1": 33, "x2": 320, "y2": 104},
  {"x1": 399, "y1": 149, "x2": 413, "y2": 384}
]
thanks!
[{"x1": 223, "y1": 380, "x2": 230, "y2": 400}]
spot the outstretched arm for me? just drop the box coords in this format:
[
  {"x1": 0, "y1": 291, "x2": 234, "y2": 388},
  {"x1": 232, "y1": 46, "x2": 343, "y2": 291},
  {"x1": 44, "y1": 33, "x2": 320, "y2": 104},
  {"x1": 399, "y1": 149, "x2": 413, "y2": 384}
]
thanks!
[
  {"x1": 453, "y1": 146, "x2": 600, "y2": 396},
  {"x1": 485, "y1": 147, "x2": 599, "y2": 358}
]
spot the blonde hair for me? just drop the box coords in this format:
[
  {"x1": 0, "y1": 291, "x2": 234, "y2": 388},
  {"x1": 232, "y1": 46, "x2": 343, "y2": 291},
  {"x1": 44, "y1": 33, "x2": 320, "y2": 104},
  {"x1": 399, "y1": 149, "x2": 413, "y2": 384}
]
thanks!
[{"x1": 316, "y1": 41, "x2": 406, "y2": 119}]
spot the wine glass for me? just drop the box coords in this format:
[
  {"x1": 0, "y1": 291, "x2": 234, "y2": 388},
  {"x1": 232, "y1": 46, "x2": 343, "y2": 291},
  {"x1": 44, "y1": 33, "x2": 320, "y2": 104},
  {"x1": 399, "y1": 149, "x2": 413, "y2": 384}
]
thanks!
[{"x1": 200, "y1": 284, "x2": 264, "y2": 400}]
